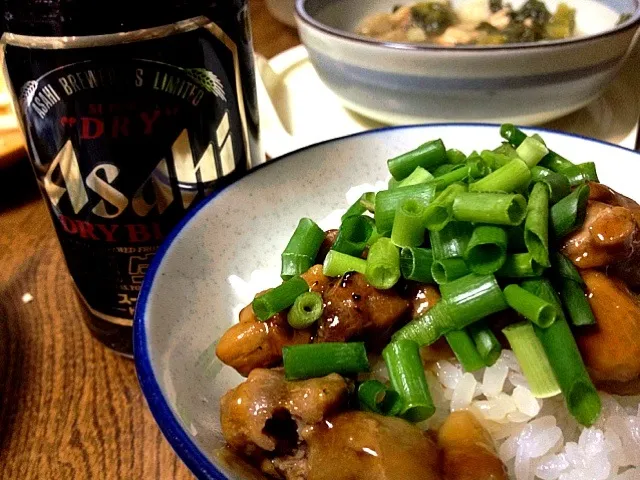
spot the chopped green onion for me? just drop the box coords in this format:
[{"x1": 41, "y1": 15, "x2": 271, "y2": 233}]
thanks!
[
  {"x1": 323, "y1": 250, "x2": 367, "y2": 277},
  {"x1": 467, "y1": 156, "x2": 491, "y2": 180},
  {"x1": 281, "y1": 218, "x2": 325, "y2": 280},
  {"x1": 400, "y1": 247, "x2": 435, "y2": 283},
  {"x1": 559, "y1": 279, "x2": 597, "y2": 326},
  {"x1": 539, "y1": 151, "x2": 574, "y2": 172},
  {"x1": 506, "y1": 225, "x2": 527, "y2": 252},
  {"x1": 516, "y1": 136, "x2": 549, "y2": 168},
  {"x1": 480, "y1": 149, "x2": 513, "y2": 169},
  {"x1": 530, "y1": 166, "x2": 571, "y2": 205},
  {"x1": 391, "y1": 166, "x2": 435, "y2": 189},
  {"x1": 446, "y1": 148, "x2": 467, "y2": 164},
  {"x1": 252, "y1": 276, "x2": 310, "y2": 321},
  {"x1": 469, "y1": 158, "x2": 531, "y2": 193},
  {"x1": 464, "y1": 225, "x2": 508, "y2": 274},
  {"x1": 453, "y1": 192, "x2": 527, "y2": 226},
  {"x1": 430, "y1": 221, "x2": 473, "y2": 260},
  {"x1": 445, "y1": 330, "x2": 485, "y2": 372},
  {"x1": 499, "y1": 123, "x2": 528, "y2": 147},
  {"x1": 342, "y1": 194, "x2": 368, "y2": 221},
  {"x1": 430, "y1": 221, "x2": 472, "y2": 282},
  {"x1": 500, "y1": 124, "x2": 586, "y2": 186},
  {"x1": 524, "y1": 182, "x2": 551, "y2": 267},
  {"x1": 532, "y1": 147, "x2": 587, "y2": 188},
  {"x1": 433, "y1": 164, "x2": 468, "y2": 189},
  {"x1": 534, "y1": 146, "x2": 586, "y2": 187},
  {"x1": 383, "y1": 340, "x2": 435, "y2": 422},
  {"x1": 374, "y1": 183, "x2": 437, "y2": 236},
  {"x1": 423, "y1": 183, "x2": 467, "y2": 231},
  {"x1": 439, "y1": 273, "x2": 509, "y2": 326},
  {"x1": 358, "y1": 380, "x2": 403, "y2": 416},
  {"x1": 387, "y1": 139, "x2": 447, "y2": 180},
  {"x1": 431, "y1": 258, "x2": 469, "y2": 284},
  {"x1": 391, "y1": 198, "x2": 427, "y2": 248},
  {"x1": 394, "y1": 273, "x2": 508, "y2": 345},
  {"x1": 393, "y1": 300, "x2": 454, "y2": 345},
  {"x1": 399, "y1": 166, "x2": 435, "y2": 187},
  {"x1": 554, "y1": 165, "x2": 586, "y2": 187},
  {"x1": 332, "y1": 215, "x2": 374, "y2": 257},
  {"x1": 434, "y1": 163, "x2": 463, "y2": 177},
  {"x1": 521, "y1": 278, "x2": 601, "y2": 425},
  {"x1": 502, "y1": 322, "x2": 561, "y2": 399},
  {"x1": 552, "y1": 252, "x2": 584, "y2": 284},
  {"x1": 366, "y1": 224, "x2": 382, "y2": 247},
  {"x1": 561, "y1": 169, "x2": 588, "y2": 187},
  {"x1": 496, "y1": 253, "x2": 546, "y2": 278},
  {"x1": 365, "y1": 238, "x2": 401, "y2": 290},
  {"x1": 503, "y1": 284, "x2": 557, "y2": 328},
  {"x1": 550, "y1": 184, "x2": 590, "y2": 239},
  {"x1": 287, "y1": 291, "x2": 324, "y2": 329},
  {"x1": 283, "y1": 342, "x2": 369, "y2": 380},
  {"x1": 577, "y1": 162, "x2": 599, "y2": 182},
  {"x1": 468, "y1": 322, "x2": 502, "y2": 367},
  {"x1": 551, "y1": 254, "x2": 595, "y2": 326},
  {"x1": 360, "y1": 192, "x2": 376, "y2": 213},
  {"x1": 492, "y1": 142, "x2": 520, "y2": 161}
]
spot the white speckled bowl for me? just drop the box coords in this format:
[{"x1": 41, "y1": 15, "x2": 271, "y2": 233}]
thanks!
[
  {"x1": 134, "y1": 124, "x2": 640, "y2": 479},
  {"x1": 295, "y1": 0, "x2": 640, "y2": 125}
]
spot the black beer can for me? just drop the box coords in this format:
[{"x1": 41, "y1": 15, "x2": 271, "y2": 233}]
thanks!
[{"x1": 1, "y1": 0, "x2": 262, "y2": 355}]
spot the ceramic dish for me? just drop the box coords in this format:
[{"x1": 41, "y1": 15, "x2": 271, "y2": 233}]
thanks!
[
  {"x1": 134, "y1": 124, "x2": 640, "y2": 479},
  {"x1": 295, "y1": 0, "x2": 640, "y2": 125},
  {"x1": 255, "y1": 45, "x2": 640, "y2": 158}
]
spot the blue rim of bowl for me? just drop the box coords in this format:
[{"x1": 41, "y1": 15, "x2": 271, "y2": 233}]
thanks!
[
  {"x1": 134, "y1": 122, "x2": 640, "y2": 480},
  {"x1": 295, "y1": 0, "x2": 640, "y2": 52}
]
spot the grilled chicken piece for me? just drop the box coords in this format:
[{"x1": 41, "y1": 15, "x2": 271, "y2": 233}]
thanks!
[
  {"x1": 576, "y1": 270, "x2": 640, "y2": 389},
  {"x1": 303, "y1": 411, "x2": 442, "y2": 480},
  {"x1": 217, "y1": 267, "x2": 409, "y2": 374},
  {"x1": 317, "y1": 272, "x2": 410, "y2": 343},
  {"x1": 300, "y1": 264, "x2": 332, "y2": 295},
  {"x1": 562, "y1": 182, "x2": 640, "y2": 288},
  {"x1": 216, "y1": 304, "x2": 312, "y2": 377},
  {"x1": 561, "y1": 200, "x2": 638, "y2": 268},
  {"x1": 410, "y1": 283, "x2": 441, "y2": 318},
  {"x1": 220, "y1": 369, "x2": 348, "y2": 456},
  {"x1": 588, "y1": 182, "x2": 640, "y2": 222},
  {"x1": 438, "y1": 411, "x2": 507, "y2": 480}
]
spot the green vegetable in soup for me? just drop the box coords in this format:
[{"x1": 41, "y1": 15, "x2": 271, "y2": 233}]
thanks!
[
  {"x1": 545, "y1": 3, "x2": 576, "y2": 40},
  {"x1": 410, "y1": 1, "x2": 456, "y2": 35},
  {"x1": 617, "y1": 13, "x2": 632, "y2": 25},
  {"x1": 512, "y1": 0, "x2": 552, "y2": 25},
  {"x1": 503, "y1": 0, "x2": 551, "y2": 43}
]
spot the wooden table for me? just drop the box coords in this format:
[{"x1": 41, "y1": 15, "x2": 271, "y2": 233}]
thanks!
[{"x1": 0, "y1": 2, "x2": 298, "y2": 478}]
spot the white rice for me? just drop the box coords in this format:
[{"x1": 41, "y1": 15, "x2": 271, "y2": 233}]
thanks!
[{"x1": 370, "y1": 351, "x2": 640, "y2": 480}]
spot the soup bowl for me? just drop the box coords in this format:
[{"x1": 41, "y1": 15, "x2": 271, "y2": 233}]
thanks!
[
  {"x1": 134, "y1": 124, "x2": 640, "y2": 479},
  {"x1": 295, "y1": 0, "x2": 640, "y2": 125}
]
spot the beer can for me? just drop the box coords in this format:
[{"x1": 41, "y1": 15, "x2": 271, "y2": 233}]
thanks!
[{"x1": 1, "y1": 0, "x2": 262, "y2": 355}]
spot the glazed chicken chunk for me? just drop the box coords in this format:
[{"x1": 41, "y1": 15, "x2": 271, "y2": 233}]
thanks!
[
  {"x1": 438, "y1": 411, "x2": 508, "y2": 480},
  {"x1": 302, "y1": 411, "x2": 442, "y2": 480},
  {"x1": 220, "y1": 369, "x2": 349, "y2": 455},
  {"x1": 216, "y1": 266, "x2": 410, "y2": 375}
]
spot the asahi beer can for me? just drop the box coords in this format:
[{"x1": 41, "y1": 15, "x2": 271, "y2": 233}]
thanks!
[{"x1": 1, "y1": 0, "x2": 261, "y2": 355}]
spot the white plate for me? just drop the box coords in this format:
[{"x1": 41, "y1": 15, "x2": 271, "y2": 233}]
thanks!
[
  {"x1": 135, "y1": 124, "x2": 640, "y2": 480},
  {"x1": 257, "y1": 45, "x2": 640, "y2": 158}
]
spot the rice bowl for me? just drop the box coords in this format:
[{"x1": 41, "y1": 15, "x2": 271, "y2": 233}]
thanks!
[{"x1": 134, "y1": 124, "x2": 640, "y2": 480}]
